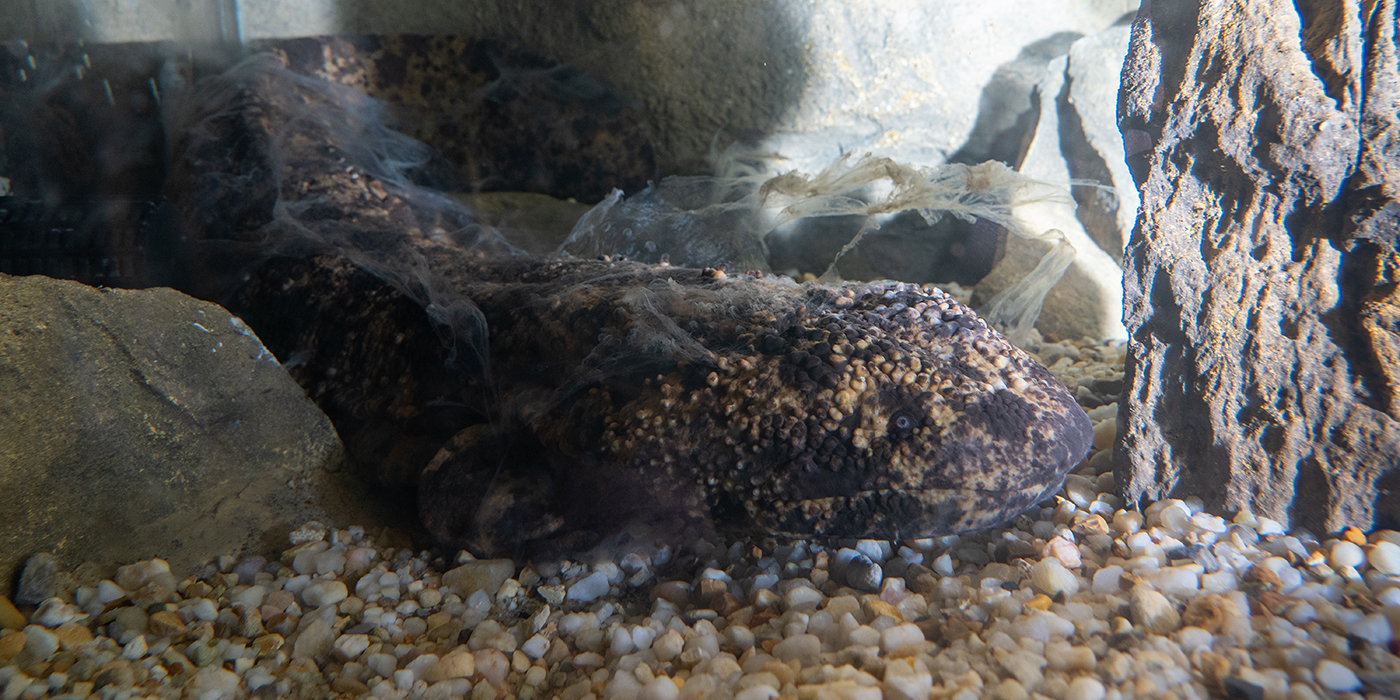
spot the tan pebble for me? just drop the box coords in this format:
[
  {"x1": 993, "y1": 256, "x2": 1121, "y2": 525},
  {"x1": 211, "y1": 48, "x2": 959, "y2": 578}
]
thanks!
[
  {"x1": 1087, "y1": 449, "x2": 1112, "y2": 474},
  {"x1": 442, "y1": 559, "x2": 515, "y2": 599},
  {"x1": 1073, "y1": 514, "x2": 1110, "y2": 537},
  {"x1": 995, "y1": 678, "x2": 1030, "y2": 700},
  {"x1": 94, "y1": 660, "x2": 136, "y2": 689},
  {"x1": 1129, "y1": 585, "x2": 1181, "y2": 634},
  {"x1": 1091, "y1": 420, "x2": 1116, "y2": 451},
  {"x1": 331, "y1": 677, "x2": 369, "y2": 694},
  {"x1": 1025, "y1": 595, "x2": 1053, "y2": 611},
  {"x1": 148, "y1": 610, "x2": 186, "y2": 638},
  {"x1": 252, "y1": 634, "x2": 284, "y2": 657},
  {"x1": 1341, "y1": 527, "x2": 1367, "y2": 545},
  {"x1": 861, "y1": 598, "x2": 903, "y2": 623},
  {"x1": 431, "y1": 648, "x2": 474, "y2": 680},
  {"x1": 652, "y1": 580, "x2": 691, "y2": 606},
  {"x1": 0, "y1": 633, "x2": 24, "y2": 660},
  {"x1": 53, "y1": 623, "x2": 93, "y2": 650},
  {"x1": 0, "y1": 596, "x2": 24, "y2": 631}
]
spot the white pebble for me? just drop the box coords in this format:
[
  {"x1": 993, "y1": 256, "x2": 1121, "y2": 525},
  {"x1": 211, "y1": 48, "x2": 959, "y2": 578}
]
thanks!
[
  {"x1": 404, "y1": 653, "x2": 440, "y2": 683},
  {"x1": 1378, "y1": 587, "x2": 1400, "y2": 607},
  {"x1": 1091, "y1": 566, "x2": 1124, "y2": 594},
  {"x1": 1042, "y1": 537, "x2": 1082, "y2": 568},
  {"x1": 473, "y1": 649, "x2": 509, "y2": 687},
  {"x1": 1255, "y1": 516, "x2": 1286, "y2": 535},
  {"x1": 189, "y1": 598, "x2": 218, "y2": 621},
  {"x1": 880, "y1": 624, "x2": 925, "y2": 656},
  {"x1": 288, "y1": 521, "x2": 327, "y2": 544},
  {"x1": 1066, "y1": 677, "x2": 1105, "y2": 700},
  {"x1": 1314, "y1": 660, "x2": 1361, "y2": 692},
  {"x1": 884, "y1": 659, "x2": 933, "y2": 700},
  {"x1": 854, "y1": 540, "x2": 891, "y2": 562},
  {"x1": 228, "y1": 585, "x2": 266, "y2": 609},
  {"x1": 418, "y1": 588, "x2": 443, "y2": 609},
  {"x1": 189, "y1": 666, "x2": 240, "y2": 698},
  {"x1": 772, "y1": 634, "x2": 821, "y2": 665},
  {"x1": 1063, "y1": 475, "x2": 1096, "y2": 508},
  {"x1": 521, "y1": 634, "x2": 550, "y2": 659},
  {"x1": 1145, "y1": 567, "x2": 1199, "y2": 595},
  {"x1": 96, "y1": 580, "x2": 126, "y2": 604},
  {"x1": 1030, "y1": 559, "x2": 1080, "y2": 597},
  {"x1": 433, "y1": 649, "x2": 474, "y2": 679},
  {"x1": 574, "y1": 651, "x2": 605, "y2": 667},
  {"x1": 1330, "y1": 541, "x2": 1365, "y2": 568},
  {"x1": 610, "y1": 626, "x2": 635, "y2": 656},
  {"x1": 1200, "y1": 571, "x2": 1238, "y2": 593},
  {"x1": 1347, "y1": 612, "x2": 1393, "y2": 645},
  {"x1": 1111, "y1": 510, "x2": 1143, "y2": 534},
  {"x1": 735, "y1": 686, "x2": 780, "y2": 700},
  {"x1": 315, "y1": 550, "x2": 347, "y2": 575},
  {"x1": 784, "y1": 585, "x2": 824, "y2": 609},
  {"x1": 932, "y1": 554, "x2": 955, "y2": 576},
  {"x1": 567, "y1": 571, "x2": 610, "y2": 602},
  {"x1": 639, "y1": 677, "x2": 679, "y2": 700},
  {"x1": 1129, "y1": 586, "x2": 1180, "y2": 634},
  {"x1": 122, "y1": 635, "x2": 148, "y2": 660},
  {"x1": 1369, "y1": 541, "x2": 1400, "y2": 574},
  {"x1": 303, "y1": 580, "x2": 349, "y2": 608},
  {"x1": 32, "y1": 599, "x2": 80, "y2": 628},
  {"x1": 366, "y1": 653, "x2": 397, "y2": 678},
  {"x1": 334, "y1": 634, "x2": 370, "y2": 660},
  {"x1": 1176, "y1": 626, "x2": 1214, "y2": 652}
]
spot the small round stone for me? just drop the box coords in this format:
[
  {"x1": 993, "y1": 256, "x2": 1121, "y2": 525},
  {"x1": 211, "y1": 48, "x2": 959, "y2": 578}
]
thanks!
[
  {"x1": 566, "y1": 572, "x2": 610, "y2": 603},
  {"x1": 1329, "y1": 541, "x2": 1364, "y2": 568},
  {"x1": 1368, "y1": 541, "x2": 1400, "y2": 574},
  {"x1": 1314, "y1": 660, "x2": 1361, "y2": 692},
  {"x1": 1066, "y1": 677, "x2": 1105, "y2": 700},
  {"x1": 302, "y1": 581, "x2": 348, "y2": 608},
  {"x1": 1030, "y1": 558, "x2": 1079, "y2": 597}
]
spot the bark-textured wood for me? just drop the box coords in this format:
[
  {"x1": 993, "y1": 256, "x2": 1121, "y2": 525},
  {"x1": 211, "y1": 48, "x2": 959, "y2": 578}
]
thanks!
[{"x1": 1116, "y1": 0, "x2": 1400, "y2": 533}]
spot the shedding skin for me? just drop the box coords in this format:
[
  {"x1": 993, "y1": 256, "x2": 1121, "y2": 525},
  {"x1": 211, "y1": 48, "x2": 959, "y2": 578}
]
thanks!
[
  {"x1": 172, "y1": 54, "x2": 1094, "y2": 560},
  {"x1": 235, "y1": 253, "x2": 1094, "y2": 558}
]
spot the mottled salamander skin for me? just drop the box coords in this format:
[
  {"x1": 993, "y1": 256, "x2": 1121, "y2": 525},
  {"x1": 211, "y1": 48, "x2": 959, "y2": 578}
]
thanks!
[
  {"x1": 173, "y1": 54, "x2": 1093, "y2": 559},
  {"x1": 235, "y1": 250, "x2": 1094, "y2": 558}
]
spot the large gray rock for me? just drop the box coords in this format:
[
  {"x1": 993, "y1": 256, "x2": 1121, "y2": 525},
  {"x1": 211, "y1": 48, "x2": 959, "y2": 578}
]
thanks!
[
  {"x1": 0, "y1": 274, "x2": 400, "y2": 583},
  {"x1": 1115, "y1": 0, "x2": 1400, "y2": 533},
  {"x1": 973, "y1": 30, "x2": 1134, "y2": 344}
]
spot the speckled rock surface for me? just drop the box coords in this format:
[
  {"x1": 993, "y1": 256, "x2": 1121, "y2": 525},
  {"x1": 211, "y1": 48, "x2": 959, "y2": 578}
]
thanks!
[{"x1": 0, "y1": 274, "x2": 403, "y2": 582}]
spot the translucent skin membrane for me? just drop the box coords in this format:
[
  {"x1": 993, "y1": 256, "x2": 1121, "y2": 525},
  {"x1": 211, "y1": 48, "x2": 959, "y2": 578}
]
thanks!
[{"x1": 169, "y1": 55, "x2": 1092, "y2": 559}]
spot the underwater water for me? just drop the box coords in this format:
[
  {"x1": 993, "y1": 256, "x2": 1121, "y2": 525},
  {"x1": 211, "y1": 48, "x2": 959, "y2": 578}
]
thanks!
[{"x1": 4, "y1": 4, "x2": 1399, "y2": 700}]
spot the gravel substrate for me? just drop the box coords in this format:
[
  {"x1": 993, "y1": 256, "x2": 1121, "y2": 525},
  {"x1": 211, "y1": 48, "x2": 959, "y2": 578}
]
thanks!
[{"x1": 5, "y1": 339, "x2": 1400, "y2": 700}]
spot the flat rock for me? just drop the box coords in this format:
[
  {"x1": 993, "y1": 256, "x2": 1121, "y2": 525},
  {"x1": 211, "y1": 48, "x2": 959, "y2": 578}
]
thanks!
[{"x1": 0, "y1": 274, "x2": 402, "y2": 585}]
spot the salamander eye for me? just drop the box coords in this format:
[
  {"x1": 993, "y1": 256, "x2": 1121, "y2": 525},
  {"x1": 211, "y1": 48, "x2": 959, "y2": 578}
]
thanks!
[{"x1": 891, "y1": 410, "x2": 917, "y2": 433}]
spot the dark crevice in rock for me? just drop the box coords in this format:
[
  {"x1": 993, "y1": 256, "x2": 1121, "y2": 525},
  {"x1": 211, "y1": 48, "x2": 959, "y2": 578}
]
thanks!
[
  {"x1": 1294, "y1": 0, "x2": 1360, "y2": 112},
  {"x1": 1149, "y1": 0, "x2": 1205, "y2": 112},
  {"x1": 1290, "y1": 456, "x2": 1331, "y2": 536},
  {"x1": 1334, "y1": 239, "x2": 1391, "y2": 412},
  {"x1": 1375, "y1": 466, "x2": 1400, "y2": 530}
]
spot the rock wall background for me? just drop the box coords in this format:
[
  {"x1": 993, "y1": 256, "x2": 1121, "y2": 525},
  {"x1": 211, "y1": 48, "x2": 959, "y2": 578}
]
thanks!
[{"x1": 1116, "y1": 0, "x2": 1400, "y2": 534}]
